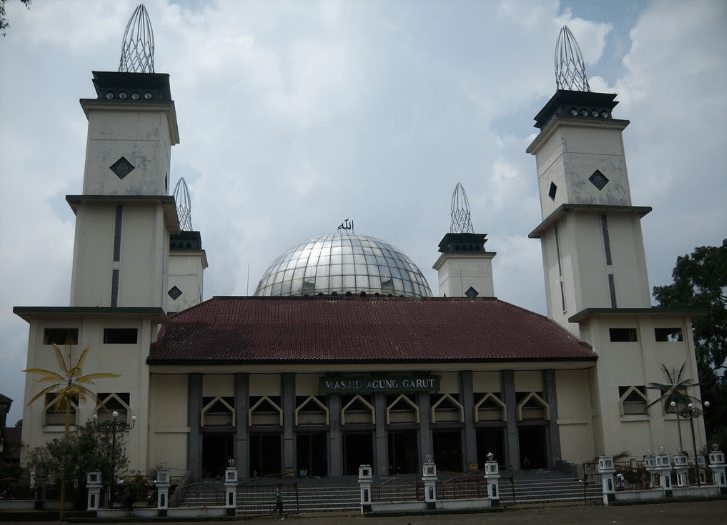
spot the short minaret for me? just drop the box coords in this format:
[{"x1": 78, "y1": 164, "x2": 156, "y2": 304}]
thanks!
[
  {"x1": 433, "y1": 183, "x2": 496, "y2": 298},
  {"x1": 526, "y1": 26, "x2": 651, "y2": 333},
  {"x1": 68, "y1": 8, "x2": 180, "y2": 309},
  {"x1": 166, "y1": 178, "x2": 208, "y2": 313}
]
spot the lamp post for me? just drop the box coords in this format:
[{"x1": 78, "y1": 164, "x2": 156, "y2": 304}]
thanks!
[
  {"x1": 93, "y1": 411, "x2": 136, "y2": 507},
  {"x1": 673, "y1": 401, "x2": 709, "y2": 487}
]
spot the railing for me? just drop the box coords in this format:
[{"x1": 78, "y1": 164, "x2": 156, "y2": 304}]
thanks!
[
  {"x1": 120, "y1": 474, "x2": 185, "y2": 507},
  {"x1": 436, "y1": 471, "x2": 488, "y2": 500},
  {"x1": 613, "y1": 460, "x2": 653, "y2": 490},
  {"x1": 237, "y1": 472, "x2": 299, "y2": 516},
  {"x1": 169, "y1": 482, "x2": 225, "y2": 508},
  {"x1": 371, "y1": 477, "x2": 422, "y2": 502},
  {"x1": 581, "y1": 462, "x2": 603, "y2": 502},
  {"x1": 612, "y1": 459, "x2": 716, "y2": 490}
]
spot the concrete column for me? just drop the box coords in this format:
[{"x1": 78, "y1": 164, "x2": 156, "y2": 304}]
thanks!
[
  {"x1": 235, "y1": 373, "x2": 249, "y2": 479},
  {"x1": 374, "y1": 393, "x2": 388, "y2": 476},
  {"x1": 543, "y1": 369, "x2": 561, "y2": 468},
  {"x1": 282, "y1": 373, "x2": 296, "y2": 471},
  {"x1": 501, "y1": 370, "x2": 520, "y2": 470},
  {"x1": 460, "y1": 371, "x2": 478, "y2": 471},
  {"x1": 418, "y1": 392, "x2": 432, "y2": 463},
  {"x1": 188, "y1": 373, "x2": 203, "y2": 479},
  {"x1": 328, "y1": 394, "x2": 343, "y2": 477}
]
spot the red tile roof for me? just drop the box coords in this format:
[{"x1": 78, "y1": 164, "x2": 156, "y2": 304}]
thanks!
[{"x1": 148, "y1": 296, "x2": 596, "y2": 365}]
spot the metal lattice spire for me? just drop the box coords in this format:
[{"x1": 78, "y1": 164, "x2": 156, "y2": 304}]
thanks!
[
  {"x1": 554, "y1": 25, "x2": 590, "y2": 92},
  {"x1": 450, "y1": 182, "x2": 475, "y2": 234},
  {"x1": 173, "y1": 178, "x2": 193, "y2": 231},
  {"x1": 118, "y1": 4, "x2": 155, "y2": 74}
]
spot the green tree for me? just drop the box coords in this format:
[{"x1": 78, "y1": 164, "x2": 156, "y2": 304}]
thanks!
[
  {"x1": 27, "y1": 421, "x2": 128, "y2": 509},
  {"x1": 0, "y1": 0, "x2": 31, "y2": 36},
  {"x1": 653, "y1": 239, "x2": 727, "y2": 452},
  {"x1": 645, "y1": 362, "x2": 700, "y2": 453}
]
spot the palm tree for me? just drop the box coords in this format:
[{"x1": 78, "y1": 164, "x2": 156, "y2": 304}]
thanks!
[
  {"x1": 24, "y1": 345, "x2": 119, "y2": 518},
  {"x1": 646, "y1": 362, "x2": 700, "y2": 453}
]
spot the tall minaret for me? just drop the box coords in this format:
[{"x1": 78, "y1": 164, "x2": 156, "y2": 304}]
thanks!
[
  {"x1": 526, "y1": 26, "x2": 651, "y2": 334},
  {"x1": 167, "y1": 177, "x2": 208, "y2": 313},
  {"x1": 68, "y1": 5, "x2": 180, "y2": 308},
  {"x1": 434, "y1": 183, "x2": 496, "y2": 298}
]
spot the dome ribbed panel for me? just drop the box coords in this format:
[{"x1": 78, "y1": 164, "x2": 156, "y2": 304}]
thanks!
[{"x1": 254, "y1": 233, "x2": 433, "y2": 298}]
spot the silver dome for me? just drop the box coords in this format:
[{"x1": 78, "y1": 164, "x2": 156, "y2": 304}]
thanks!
[{"x1": 254, "y1": 233, "x2": 433, "y2": 298}]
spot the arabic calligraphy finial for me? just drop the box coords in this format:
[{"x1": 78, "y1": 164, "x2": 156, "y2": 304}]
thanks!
[
  {"x1": 337, "y1": 219, "x2": 355, "y2": 234},
  {"x1": 450, "y1": 182, "x2": 475, "y2": 234},
  {"x1": 555, "y1": 25, "x2": 590, "y2": 92}
]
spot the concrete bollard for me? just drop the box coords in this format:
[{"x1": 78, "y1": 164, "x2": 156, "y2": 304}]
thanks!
[
  {"x1": 484, "y1": 453, "x2": 500, "y2": 506},
  {"x1": 86, "y1": 471, "x2": 102, "y2": 512},
  {"x1": 224, "y1": 459, "x2": 238, "y2": 516},
  {"x1": 673, "y1": 455, "x2": 689, "y2": 487},
  {"x1": 358, "y1": 464, "x2": 373, "y2": 514},
  {"x1": 598, "y1": 456, "x2": 616, "y2": 504},
  {"x1": 709, "y1": 445, "x2": 726, "y2": 495},
  {"x1": 422, "y1": 456, "x2": 438, "y2": 510}
]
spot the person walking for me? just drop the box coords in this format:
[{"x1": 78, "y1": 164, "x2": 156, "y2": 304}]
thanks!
[{"x1": 273, "y1": 484, "x2": 284, "y2": 518}]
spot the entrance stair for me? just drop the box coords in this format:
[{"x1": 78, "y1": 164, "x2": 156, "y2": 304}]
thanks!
[
  {"x1": 178, "y1": 470, "x2": 602, "y2": 515},
  {"x1": 499, "y1": 470, "x2": 602, "y2": 505},
  {"x1": 237, "y1": 477, "x2": 360, "y2": 515}
]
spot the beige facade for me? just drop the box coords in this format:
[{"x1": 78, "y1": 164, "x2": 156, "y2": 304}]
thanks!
[{"x1": 15, "y1": 76, "x2": 707, "y2": 483}]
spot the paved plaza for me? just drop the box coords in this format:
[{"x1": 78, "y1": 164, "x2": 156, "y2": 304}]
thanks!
[
  {"x1": 252, "y1": 500, "x2": 726, "y2": 524},
  {"x1": 4, "y1": 500, "x2": 726, "y2": 525}
]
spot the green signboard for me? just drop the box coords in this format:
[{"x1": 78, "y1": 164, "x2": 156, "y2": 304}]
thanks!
[{"x1": 319, "y1": 375, "x2": 440, "y2": 395}]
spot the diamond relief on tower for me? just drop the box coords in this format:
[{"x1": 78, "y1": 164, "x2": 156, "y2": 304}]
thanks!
[
  {"x1": 589, "y1": 169, "x2": 609, "y2": 191},
  {"x1": 110, "y1": 156, "x2": 135, "y2": 179},
  {"x1": 168, "y1": 286, "x2": 183, "y2": 300}
]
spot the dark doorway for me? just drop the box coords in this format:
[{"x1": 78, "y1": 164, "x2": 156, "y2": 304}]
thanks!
[
  {"x1": 476, "y1": 428, "x2": 505, "y2": 468},
  {"x1": 387, "y1": 429, "x2": 419, "y2": 474},
  {"x1": 343, "y1": 433, "x2": 374, "y2": 475},
  {"x1": 433, "y1": 430, "x2": 462, "y2": 472},
  {"x1": 249, "y1": 434, "x2": 282, "y2": 476},
  {"x1": 202, "y1": 434, "x2": 234, "y2": 479},
  {"x1": 297, "y1": 433, "x2": 328, "y2": 477},
  {"x1": 518, "y1": 426, "x2": 547, "y2": 469}
]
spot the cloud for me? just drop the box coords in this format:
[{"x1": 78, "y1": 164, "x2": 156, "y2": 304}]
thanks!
[{"x1": 1, "y1": 0, "x2": 725, "y2": 427}]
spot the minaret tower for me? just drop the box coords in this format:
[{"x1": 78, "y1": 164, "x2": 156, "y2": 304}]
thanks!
[
  {"x1": 434, "y1": 183, "x2": 496, "y2": 298},
  {"x1": 69, "y1": 4, "x2": 180, "y2": 308},
  {"x1": 527, "y1": 26, "x2": 651, "y2": 335},
  {"x1": 525, "y1": 27, "x2": 705, "y2": 460},
  {"x1": 167, "y1": 177, "x2": 208, "y2": 313},
  {"x1": 15, "y1": 5, "x2": 182, "y2": 473}
]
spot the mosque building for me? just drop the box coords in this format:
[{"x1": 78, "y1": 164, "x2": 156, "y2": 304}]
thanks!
[{"x1": 15, "y1": 9, "x2": 706, "y2": 481}]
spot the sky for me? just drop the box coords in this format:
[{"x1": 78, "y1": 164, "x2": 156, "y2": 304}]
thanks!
[{"x1": 1, "y1": 0, "x2": 725, "y2": 426}]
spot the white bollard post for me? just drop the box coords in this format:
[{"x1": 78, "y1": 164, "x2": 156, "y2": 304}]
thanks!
[
  {"x1": 644, "y1": 453, "x2": 659, "y2": 489},
  {"x1": 358, "y1": 464, "x2": 373, "y2": 515},
  {"x1": 673, "y1": 455, "x2": 689, "y2": 487},
  {"x1": 709, "y1": 445, "x2": 726, "y2": 495},
  {"x1": 484, "y1": 453, "x2": 500, "y2": 507},
  {"x1": 224, "y1": 459, "x2": 238, "y2": 516},
  {"x1": 657, "y1": 451, "x2": 672, "y2": 494},
  {"x1": 422, "y1": 455, "x2": 438, "y2": 510},
  {"x1": 598, "y1": 456, "x2": 616, "y2": 505},
  {"x1": 156, "y1": 461, "x2": 171, "y2": 517},
  {"x1": 86, "y1": 471, "x2": 102, "y2": 512}
]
